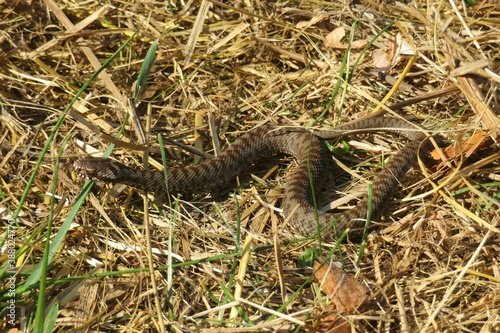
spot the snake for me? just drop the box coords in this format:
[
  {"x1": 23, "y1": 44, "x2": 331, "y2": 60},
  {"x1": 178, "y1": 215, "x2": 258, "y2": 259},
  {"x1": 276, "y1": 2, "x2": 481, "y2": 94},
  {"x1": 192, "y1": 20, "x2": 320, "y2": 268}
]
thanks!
[{"x1": 74, "y1": 116, "x2": 431, "y2": 237}]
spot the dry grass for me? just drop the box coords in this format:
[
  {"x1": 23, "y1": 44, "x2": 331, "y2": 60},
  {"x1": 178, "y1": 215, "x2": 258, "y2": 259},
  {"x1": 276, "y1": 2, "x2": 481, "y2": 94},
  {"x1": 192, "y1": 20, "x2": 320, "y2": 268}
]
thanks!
[{"x1": 1, "y1": 0, "x2": 499, "y2": 332}]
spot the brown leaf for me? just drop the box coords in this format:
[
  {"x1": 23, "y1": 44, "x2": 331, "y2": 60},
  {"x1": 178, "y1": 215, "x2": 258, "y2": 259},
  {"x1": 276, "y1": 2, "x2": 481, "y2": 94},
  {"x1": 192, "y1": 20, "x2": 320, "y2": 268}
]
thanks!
[
  {"x1": 311, "y1": 312, "x2": 351, "y2": 333},
  {"x1": 311, "y1": 260, "x2": 372, "y2": 332},
  {"x1": 350, "y1": 40, "x2": 367, "y2": 49},
  {"x1": 373, "y1": 33, "x2": 414, "y2": 69},
  {"x1": 325, "y1": 26, "x2": 367, "y2": 49},
  {"x1": 314, "y1": 260, "x2": 371, "y2": 313},
  {"x1": 372, "y1": 49, "x2": 390, "y2": 69},
  {"x1": 296, "y1": 14, "x2": 329, "y2": 29},
  {"x1": 433, "y1": 131, "x2": 493, "y2": 160},
  {"x1": 324, "y1": 27, "x2": 345, "y2": 48}
]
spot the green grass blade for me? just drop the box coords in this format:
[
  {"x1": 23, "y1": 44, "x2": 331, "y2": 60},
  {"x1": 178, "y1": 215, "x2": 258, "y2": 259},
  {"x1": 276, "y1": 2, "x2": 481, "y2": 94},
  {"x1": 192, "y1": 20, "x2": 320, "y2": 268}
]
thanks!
[{"x1": 134, "y1": 38, "x2": 159, "y2": 103}]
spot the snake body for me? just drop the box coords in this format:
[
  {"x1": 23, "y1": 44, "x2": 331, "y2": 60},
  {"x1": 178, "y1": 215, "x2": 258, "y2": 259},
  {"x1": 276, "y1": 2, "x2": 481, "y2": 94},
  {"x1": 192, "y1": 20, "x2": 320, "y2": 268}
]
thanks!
[{"x1": 74, "y1": 117, "x2": 430, "y2": 237}]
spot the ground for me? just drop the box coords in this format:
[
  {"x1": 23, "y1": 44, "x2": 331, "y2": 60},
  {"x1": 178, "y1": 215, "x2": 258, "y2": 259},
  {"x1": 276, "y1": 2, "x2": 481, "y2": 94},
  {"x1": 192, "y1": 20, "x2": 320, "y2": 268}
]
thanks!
[{"x1": 1, "y1": 0, "x2": 499, "y2": 332}]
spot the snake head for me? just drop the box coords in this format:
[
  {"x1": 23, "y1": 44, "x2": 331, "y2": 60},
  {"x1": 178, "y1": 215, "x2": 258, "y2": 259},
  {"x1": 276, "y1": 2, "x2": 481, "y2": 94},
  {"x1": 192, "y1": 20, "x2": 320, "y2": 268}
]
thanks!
[{"x1": 73, "y1": 157, "x2": 127, "y2": 182}]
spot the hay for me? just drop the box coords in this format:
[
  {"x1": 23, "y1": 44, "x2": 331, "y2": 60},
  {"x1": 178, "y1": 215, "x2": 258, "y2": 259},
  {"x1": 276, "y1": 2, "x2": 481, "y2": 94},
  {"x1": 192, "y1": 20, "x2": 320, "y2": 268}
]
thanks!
[{"x1": 1, "y1": 0, "x2": 499, "y2": 332}]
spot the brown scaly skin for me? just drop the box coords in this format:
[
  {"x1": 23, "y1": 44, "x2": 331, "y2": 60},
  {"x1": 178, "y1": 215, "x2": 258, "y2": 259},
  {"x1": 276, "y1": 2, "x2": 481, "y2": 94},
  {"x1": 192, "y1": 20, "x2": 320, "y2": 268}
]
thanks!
[{"x1": 74, "y1": 117, "x2": 432, "y2": 238}]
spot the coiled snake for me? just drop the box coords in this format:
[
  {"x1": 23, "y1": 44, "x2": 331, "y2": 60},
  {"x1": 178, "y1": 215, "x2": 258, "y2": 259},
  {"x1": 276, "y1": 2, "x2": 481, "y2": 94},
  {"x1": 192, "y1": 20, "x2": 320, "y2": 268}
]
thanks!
[{"x1": 74, "y1": 117, "x2": 431, "y2": 237}]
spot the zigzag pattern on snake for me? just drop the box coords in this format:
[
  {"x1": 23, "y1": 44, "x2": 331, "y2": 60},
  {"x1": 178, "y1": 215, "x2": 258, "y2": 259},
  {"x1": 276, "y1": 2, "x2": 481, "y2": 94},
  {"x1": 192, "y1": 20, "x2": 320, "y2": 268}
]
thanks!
[{"x1": 74, "y1": 117, "x2": 431, "y2": 237}]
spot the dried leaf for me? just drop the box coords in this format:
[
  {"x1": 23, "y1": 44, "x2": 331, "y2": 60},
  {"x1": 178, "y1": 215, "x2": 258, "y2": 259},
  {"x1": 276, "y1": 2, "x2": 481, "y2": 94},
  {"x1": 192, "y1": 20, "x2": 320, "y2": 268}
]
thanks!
[
  {"x1": 350, "y1": 40, "x2": 368, "y2": 49},
  {"x1": 372, "y1": 49, "x2": 391, "y2": 69},
  {"x1": 296, "y1": 14, "x2": 329, "y2": 29},
  {"x1": 324, "y1": 27, "x2": 345, "y2": 48},
  {"x1": 325, "y1": 26, "x2": 367, "y2": 49},
  {"x1": 311, "y1": 312, "x2": 351, "y2": 333},
  {"x1": 373, "y1": 33, "x2": 414, "y2": 69},
  {"x1": 311, "y1": 260, "x2": 372, "y2": 332},
  {"x1": 434, "y1": 131, "x2": 493, "y2": 160},
  {"x1": 314, "y1": 260, "x2": 371, "y2": 313}
]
